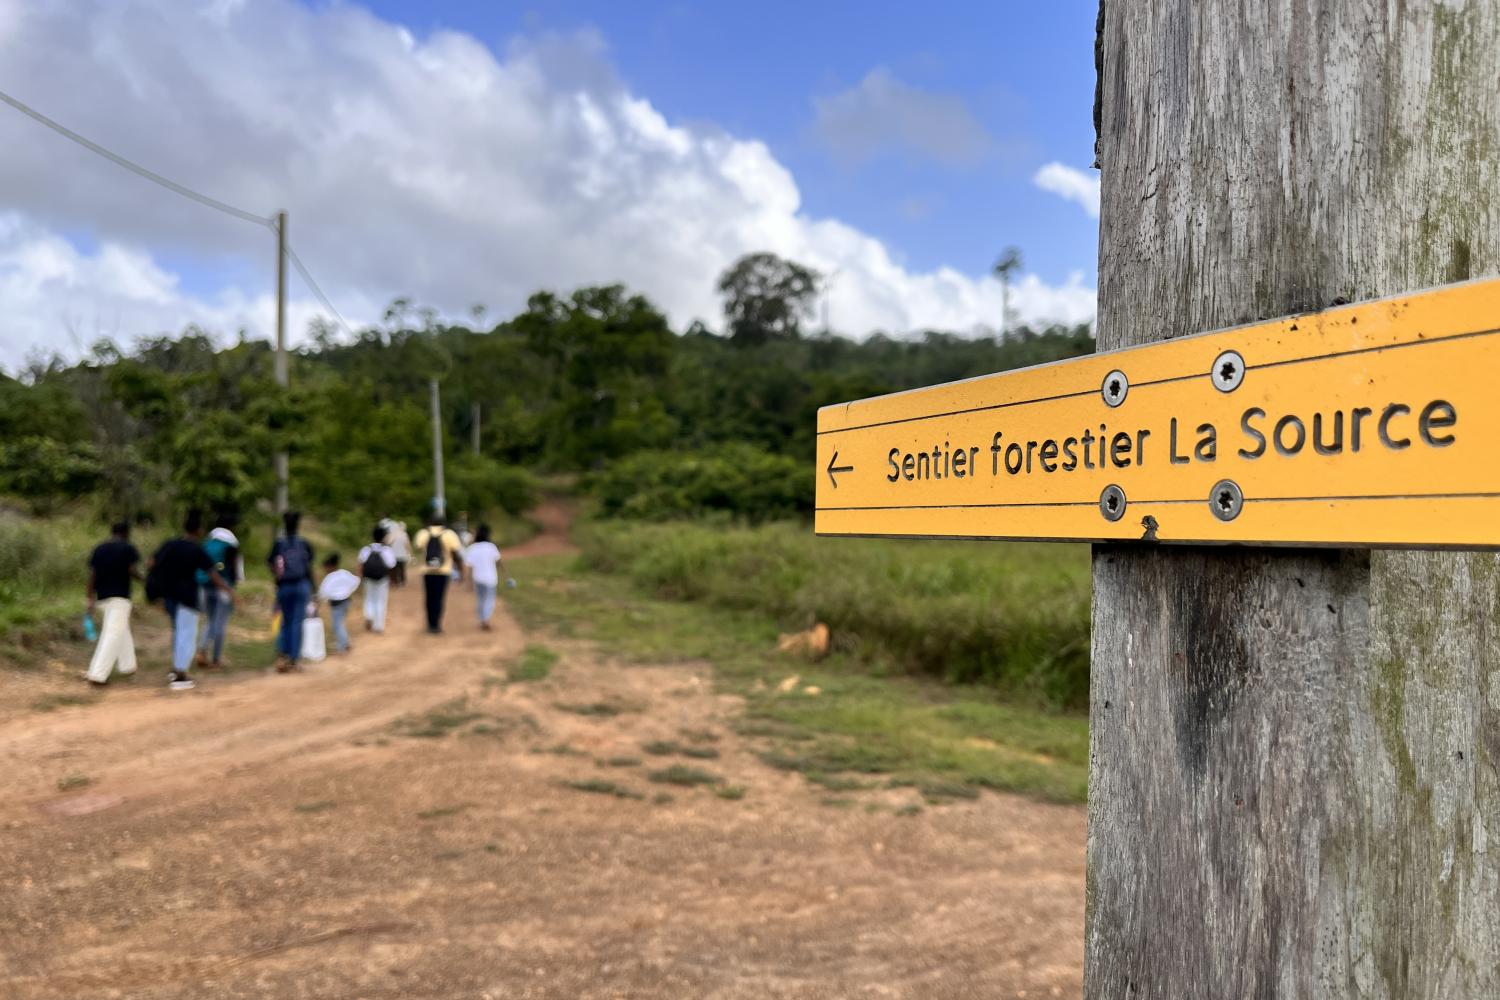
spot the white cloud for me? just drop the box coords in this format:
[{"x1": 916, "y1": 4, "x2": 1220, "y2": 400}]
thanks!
[
  {"x1": 1033, "y1": 162, "x2": 1101, "y2": 218},
  {"x1": 0, "y1": 1, "x2": 1095, "y2": 368},
  {"x1": 0, "y1": 213, "x2": 340, "y2": 364},
  {"x1": 810, "y1": 68, "x2": 995, "y2": 168}
]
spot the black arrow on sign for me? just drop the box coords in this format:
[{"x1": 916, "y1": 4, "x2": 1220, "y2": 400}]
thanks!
[{"x1": 826, "y1": 451, "x2": 854, "y2": 488}]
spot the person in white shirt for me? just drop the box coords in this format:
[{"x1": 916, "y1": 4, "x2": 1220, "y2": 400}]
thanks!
[
  {"x1": 463, "y1": 525, "x2": 511, "y2": 631},
  {"x1": 386, "y1": 520, "x2": 411, "y2": 587},
  {"x1": 317, "y1": 554, "x2": 361, "y2": 653},
  {"x1": 357, "y1": 526, "x2": 397, "y2": 633}
]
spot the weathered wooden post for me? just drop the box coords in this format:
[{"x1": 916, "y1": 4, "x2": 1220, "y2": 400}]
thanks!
[{"x1": 1088, "y1": 2, "x2": 1500, "y2": 995}]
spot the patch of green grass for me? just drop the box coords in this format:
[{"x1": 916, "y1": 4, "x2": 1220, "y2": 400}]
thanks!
[
  {"x1": 639, "y1": 738, "x2": 718, "y2": 759},
  {"x1": 821, "y1": 797, "x2": 856, "y2": 809},
  {"x1": 652, "y1": 792, "x2": 674, "y2": 805},
  {"x1": 647, "y1": 764, "x2": 722, "y2": 788},
  {"x1": 433, "y1": 850, "x2": 465, "y2": 861},
  {"x1": 531, "y1": 743, "x2": 585, "y2": 756},
  {"x1": 393, "y1": 697, "x2": 485, "y2": 738},
  {"x1": 601, "y1": 756, "x2": 642, "y2": 768},
  {"x1": 806, "y1": 772, "x2": 872, "y2": 792},
  {"x1": 895, "y1": 803, "x2": 923, "y2": 817},
  {"x1": 294, "y1": 800, "x2": 335, "y2": 814},
  {"x1": 34, "y1": 692, "x2": 100, "y2": 713},
  {"x1": 416, "y1": 803, "x2": 471, "y2": 820},
  {"x1": 508, "y1": 644, "x2": 558, "y2": 682},
  {"x1": 679, "y1": 727, "x2": 720, "y2": 744},
  {"x1": 56, "y1": 773, "x2": 92, "y2": 791},
  {"x1": 892, "y1": 777, "x2": 981, "y2": 804},
  {"x1": 713, "y1": 785, "x2": 747, "y2": 801},
  {"x1": 561, "y1": 778, "x2": 645, "y2": 800},
  {"x1": 556, "y1": 700, "x2": 632, "y2": 718},
  {"x1": 503, "y1": 545, "x2": 1089, "y2": 805}
]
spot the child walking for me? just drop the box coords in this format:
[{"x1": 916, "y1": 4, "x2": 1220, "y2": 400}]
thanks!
[
  {"x1": 317, "y1": 553, "x2": 360, "y2": 654},
  {"x1": 463, "y1": 525, "x2": 512, "y2": 631}
]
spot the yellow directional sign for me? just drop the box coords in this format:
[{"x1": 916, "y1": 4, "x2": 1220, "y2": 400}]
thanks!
[{"x1": 816, "y1": 276, "x2": 1500, "y2": 548}]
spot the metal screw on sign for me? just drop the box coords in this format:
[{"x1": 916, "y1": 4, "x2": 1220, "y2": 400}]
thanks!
[
  {"x1": 1099, "y1": 484, "x2": 1127, "y2": 522},
  {"x1": 1101, "y1": 369, "x2": 1129, "y2": 407},
  {"x1": 1210, "y1": 479, "x2": 1244, "y2": 521},
  {"x1": 1211, "y1": 350, "x2": 1245, "y2": 392}
]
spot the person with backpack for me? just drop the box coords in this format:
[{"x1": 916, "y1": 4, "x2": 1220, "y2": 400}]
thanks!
[
  {"x1": 267, "y1": 510, "x2": 315, "y2": 672},
  {"x1": 356, "y1": 525, "x2": 396, "y2": 633},
  {"x1": 411, "y1": 514, "x2": 463, "y2": 634},
  {"x1": 147, "y1": 509, "x2": 231, "y2": 691},
  {"x1": 84, "y1": 521, "x2": 143, "y2": 686},
  {"x1": 195, "y1": 513, "x2": 241, "y2": 670}
]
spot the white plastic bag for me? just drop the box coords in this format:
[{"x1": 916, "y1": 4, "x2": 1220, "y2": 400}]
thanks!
[{"x1": 301, "y1": 616, "x2": 327, "y2": 663}]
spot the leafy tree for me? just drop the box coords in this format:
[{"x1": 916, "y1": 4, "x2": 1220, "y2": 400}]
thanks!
[{"x1": 716, "y1": 252, "x2": 822, "y2": 346}]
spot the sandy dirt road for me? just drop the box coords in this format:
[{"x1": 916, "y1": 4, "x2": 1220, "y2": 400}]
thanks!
[{"x1": 0, "y1": 516, "x2": 1085, "y2": 999}]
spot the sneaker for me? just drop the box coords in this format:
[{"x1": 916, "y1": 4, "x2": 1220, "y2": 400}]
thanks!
[
  {"x1": 274, "y1": 655, "x2": 293, "y2": 673},
  {"x1": 168, "y1": 672, "x2": 196, "y2": 691},
  {"x1": 194, "y1": 652, "x2": 209, "y2": 668}
]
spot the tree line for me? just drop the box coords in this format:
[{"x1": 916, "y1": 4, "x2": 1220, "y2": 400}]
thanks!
[{"x1": 0, "y1": 253, "x2": 1094, "y2": 526}]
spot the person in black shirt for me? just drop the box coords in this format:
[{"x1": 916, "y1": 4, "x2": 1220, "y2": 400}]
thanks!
[
  {"x1": 148, "y1": 510, "x2": 230, "y2": 691},
  {"x1": 84, "y1": 521, "x2": 142, "y2": 686}
]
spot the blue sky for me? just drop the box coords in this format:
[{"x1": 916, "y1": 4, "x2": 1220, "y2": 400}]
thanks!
[
  {"x1": 0, "y1": 0, "x2": 1102, "y2": 365},
  {"x1": 364, "y1": 0, "x2": 1102, "y2": 287}
]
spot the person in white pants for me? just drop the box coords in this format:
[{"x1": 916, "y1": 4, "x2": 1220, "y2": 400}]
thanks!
[
  {"x1": 357, "y1": 526, "x2": 397, "y2": 633},
  {"x1": 85, "y1": 521, "x2": 142, "y2": 686}
]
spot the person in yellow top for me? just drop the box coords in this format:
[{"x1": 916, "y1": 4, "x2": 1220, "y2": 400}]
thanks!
[{"x1": 411, "y1": 516, "x2": 465, "y2": 634}]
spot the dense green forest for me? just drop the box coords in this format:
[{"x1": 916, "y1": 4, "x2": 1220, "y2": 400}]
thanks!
[{"x1": 0, "y1": 254, "x2": 1093, "y2": 528}]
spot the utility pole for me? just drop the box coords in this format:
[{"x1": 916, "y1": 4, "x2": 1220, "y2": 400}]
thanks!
[
  {"x1": 1087, "y1": 3, "x2": 1498, "y2": 997},
  {"x1": 471, "y1": 401, "x2": 481, "y2": 456},
  {"x1": 430, "y1": 377, "x2": 446, "y2": 521},
  {"x1": 273, "y1": 210, "x2": 288, "y2": 514},
  {"x1": 992, "y1": 247, "x2": 1021, "y2": 341}
]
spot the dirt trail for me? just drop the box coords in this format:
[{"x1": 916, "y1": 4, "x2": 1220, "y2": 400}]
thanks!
[{"x1": 0, "y1": 509, "x2": 1085, "y2": 999}]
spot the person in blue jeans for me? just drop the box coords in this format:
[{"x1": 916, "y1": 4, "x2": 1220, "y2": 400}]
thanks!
[
  {"x1": 317, "y1": 553, "x2": 360, "y2": 654},
  {"x1": 195, "y1": 512, "x2": 241, "y2": 670},
  {"x1": 148, "y1": 510, "x2": 231, "y2": 690},
  {"x1": 268, "y1": 510, "x2": 315, "y2": 673}
]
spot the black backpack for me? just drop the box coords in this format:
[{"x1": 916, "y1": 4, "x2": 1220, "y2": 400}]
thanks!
[
  {"x1": 362, "y1": 547, "x2": 391, "y2": 580},
  {"x1": 424, "y1": 530, "x2": 446, "y2": 568},
  {"x1": 278, "y1": 537, "x2": 311, "y2": 582}
]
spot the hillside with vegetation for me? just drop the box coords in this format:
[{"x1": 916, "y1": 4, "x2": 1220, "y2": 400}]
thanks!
[{"x1": 1, "y1": 253, "x2": 1095, "y2": 709}]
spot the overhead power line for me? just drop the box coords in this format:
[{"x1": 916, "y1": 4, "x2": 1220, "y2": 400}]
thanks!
[
  {"x1": 285, "y1": 242, "x2": 356, "y2": 339},
  {"x1": 0, "y1": 86, "x2": 275, "y2": 228}
]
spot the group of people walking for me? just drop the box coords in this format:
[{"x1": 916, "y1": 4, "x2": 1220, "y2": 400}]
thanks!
[{"x1": 84, "y1": 508, "x2": 511, "y2": 689}]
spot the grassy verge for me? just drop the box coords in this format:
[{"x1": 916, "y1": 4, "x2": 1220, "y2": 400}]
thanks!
[
  {"x1": 574, "y1": 520, "x2": 1091, "y2": 710},
  {"x1": 505, "y1": 551, "x2": 1088, "y2": 804}
]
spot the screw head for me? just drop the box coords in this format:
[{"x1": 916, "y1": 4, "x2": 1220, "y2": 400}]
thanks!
[
  {"x1": 1210, "y1": 479, "x2": 1244, "y2": 521},
  {"x1": 1099, "y1": 484, "x2": 1127, "y2": 522},
  {"x1": 1101, "y1": 369, "x2": 1129, "y2": 407},
  {"x1": 1212, "y1": 350, "x2": 1245, "y2": 393}
]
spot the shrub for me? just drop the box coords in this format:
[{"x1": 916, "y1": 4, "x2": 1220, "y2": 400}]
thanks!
[{"x1": 589, "y1": 445, "x2": 811, "y2": 523}]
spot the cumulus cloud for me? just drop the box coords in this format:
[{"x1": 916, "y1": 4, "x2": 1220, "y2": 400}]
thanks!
[
  {"x1": 0, "y1": 1, "x2": 1095, "y2": 367},
  {"x1": 1033, "y1": 162, "x2": 1100, "y2": 218},
  {"x1": 810, "y1": 68, "x2": 995, "y2": 168}
]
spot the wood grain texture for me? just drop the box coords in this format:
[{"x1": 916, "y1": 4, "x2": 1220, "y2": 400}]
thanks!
[{"x1": 1088, "y1": 2, "x2": 1500, "y2": 996}]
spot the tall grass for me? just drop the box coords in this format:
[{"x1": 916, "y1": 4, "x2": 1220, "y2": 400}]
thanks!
[
  {"x1": 577, "y1": 520, "x2": 1092, "y2": 710},
  {"x1": 0, "y1": 508, "x2": 105, "y2": 638}
]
